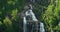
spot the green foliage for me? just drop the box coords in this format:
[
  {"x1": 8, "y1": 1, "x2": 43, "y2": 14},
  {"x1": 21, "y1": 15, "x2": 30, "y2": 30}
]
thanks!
[
  {"x1": 7, "y1": 0, "x2": 18, "y2": 5},
  {"x1": 11, "y1": 8, "x2": 18, "y2": 21},
  {"x1": 3, "y1": 17, "x2": 14, "y2": 32},
  {"x1": 3, "y1": 17, "x2": 12, "y2": 26},
  {"x1": 54, "y1": 0, "x2": 60, "y2": 20},
  {"x1": 0, "y1": 0, "x2": 26, "y2": 32},
  {"x1": 0, "y1": 21, "x2": 2, "y2": 26},
  {"x1": 42, "y1": 0, "x2": 60, "y2": 32},
  {"x1": 43, "y1": 4, "x2": 54, "y2": 24}
]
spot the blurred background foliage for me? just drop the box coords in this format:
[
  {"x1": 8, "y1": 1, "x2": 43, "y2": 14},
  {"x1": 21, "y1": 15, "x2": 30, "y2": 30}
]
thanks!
[
  {"x1": 0, "y1": 0, "x2": 60, "y2": 32},
  {"x1": 0, "y1": 0, "x2": 25, "y2": 32}
]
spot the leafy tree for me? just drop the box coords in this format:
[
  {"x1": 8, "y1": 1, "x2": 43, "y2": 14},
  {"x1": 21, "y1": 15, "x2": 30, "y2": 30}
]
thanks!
[
  {"x1": 11, "y1": 8, "x2": 18, "y2": 21},
  {"x1": 42, "y1": 0, "x2": 60, "y2": 32},
  {"x1": 3, "y1": 17, "x2": 14, "y2": 32}
]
